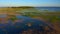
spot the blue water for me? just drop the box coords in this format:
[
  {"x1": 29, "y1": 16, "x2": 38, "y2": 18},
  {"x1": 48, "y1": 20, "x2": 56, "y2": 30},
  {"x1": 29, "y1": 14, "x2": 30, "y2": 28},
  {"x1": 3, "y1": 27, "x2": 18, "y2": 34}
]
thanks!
[
  {"x1": 0, "y1": 7, "x2": 59, "y2": 34},
  {"x1": 35, "y1": 7, "x2": 60, "y2": 11},
  {"x1": 0, "y1": 15, "x2": 53, "y2": 34}
]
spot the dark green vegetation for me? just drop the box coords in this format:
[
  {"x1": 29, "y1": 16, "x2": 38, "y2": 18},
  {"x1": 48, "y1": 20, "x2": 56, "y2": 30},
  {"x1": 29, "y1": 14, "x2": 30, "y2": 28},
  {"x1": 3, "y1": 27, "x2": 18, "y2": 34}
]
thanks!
[{"x1": 7, "y1": 15, "x2": 17, "y2": 21}]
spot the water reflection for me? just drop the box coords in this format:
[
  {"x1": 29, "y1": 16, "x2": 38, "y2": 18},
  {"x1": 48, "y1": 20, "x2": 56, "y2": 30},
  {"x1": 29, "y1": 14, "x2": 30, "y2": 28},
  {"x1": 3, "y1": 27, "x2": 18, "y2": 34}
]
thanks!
[{"x1": 0, "y1": 15, "x2": 57, "y2": 34}]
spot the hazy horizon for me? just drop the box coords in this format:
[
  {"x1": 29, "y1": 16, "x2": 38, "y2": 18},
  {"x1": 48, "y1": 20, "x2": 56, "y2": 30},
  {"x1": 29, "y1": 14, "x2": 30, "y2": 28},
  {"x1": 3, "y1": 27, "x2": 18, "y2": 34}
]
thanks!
[{"x1": 0, "y1": 0, "x2": 60, "y2": 7}]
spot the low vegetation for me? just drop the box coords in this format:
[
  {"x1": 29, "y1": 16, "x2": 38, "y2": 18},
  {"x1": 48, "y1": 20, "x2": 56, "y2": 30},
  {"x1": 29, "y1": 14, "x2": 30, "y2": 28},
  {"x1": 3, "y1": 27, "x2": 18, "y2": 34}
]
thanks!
[{"x1": 0, "y1": 7, "x2": 60, "y2": 24}]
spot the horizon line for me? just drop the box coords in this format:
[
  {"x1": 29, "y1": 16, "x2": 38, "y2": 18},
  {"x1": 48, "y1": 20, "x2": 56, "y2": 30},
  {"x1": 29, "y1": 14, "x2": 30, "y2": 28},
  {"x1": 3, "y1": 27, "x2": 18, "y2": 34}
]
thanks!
[{"x1": 0, "y1": 5, "x2": 60, "y2": 7}]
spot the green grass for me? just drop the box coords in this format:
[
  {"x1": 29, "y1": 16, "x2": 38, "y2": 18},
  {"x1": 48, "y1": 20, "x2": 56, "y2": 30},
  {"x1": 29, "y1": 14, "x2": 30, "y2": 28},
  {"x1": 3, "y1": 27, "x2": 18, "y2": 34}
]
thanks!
[
  {"x1": 7, "y1": 15, "x2": 17, "y2": 21},
  {"x1": 0, "y1": 7, "x2": 60, "y2": 23}
]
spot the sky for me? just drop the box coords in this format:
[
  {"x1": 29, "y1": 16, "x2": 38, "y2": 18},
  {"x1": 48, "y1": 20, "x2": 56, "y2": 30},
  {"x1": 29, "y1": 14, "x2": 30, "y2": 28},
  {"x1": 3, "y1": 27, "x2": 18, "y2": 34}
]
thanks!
[{"x1": 0, "y1": 0, "x2": 60, "y2": 7}]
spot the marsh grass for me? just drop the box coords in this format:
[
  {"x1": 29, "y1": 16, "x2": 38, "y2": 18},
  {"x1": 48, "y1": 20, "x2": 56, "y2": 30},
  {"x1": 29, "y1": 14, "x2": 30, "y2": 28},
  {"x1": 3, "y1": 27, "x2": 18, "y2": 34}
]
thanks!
[{"x1": 0, "y1": 7, "x2": 60, "y2": 23}]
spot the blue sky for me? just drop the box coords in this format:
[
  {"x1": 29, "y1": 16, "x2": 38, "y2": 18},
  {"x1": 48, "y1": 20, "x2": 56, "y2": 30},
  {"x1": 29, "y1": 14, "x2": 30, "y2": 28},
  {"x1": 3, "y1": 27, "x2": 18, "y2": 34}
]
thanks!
[{"x1": 0, "y1": 0, "x2": 60, "y2": 7}]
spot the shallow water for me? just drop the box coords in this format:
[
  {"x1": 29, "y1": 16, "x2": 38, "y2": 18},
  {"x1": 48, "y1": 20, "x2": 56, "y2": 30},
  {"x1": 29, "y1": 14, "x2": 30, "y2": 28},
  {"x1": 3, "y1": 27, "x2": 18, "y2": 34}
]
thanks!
[{"x1": 0, "y1": 15, "x2": 53, "y2": 34}]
